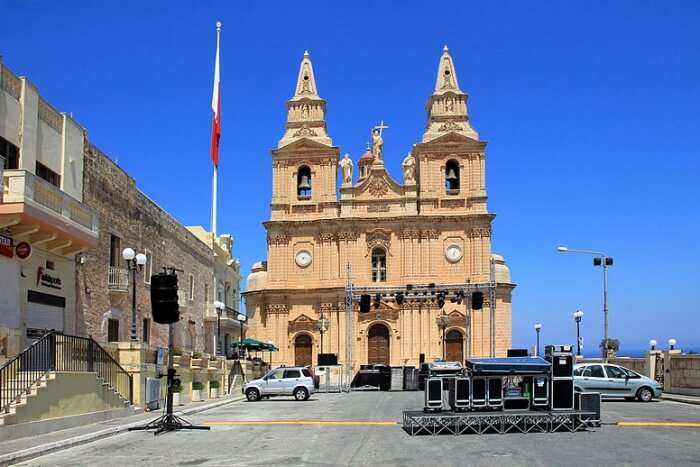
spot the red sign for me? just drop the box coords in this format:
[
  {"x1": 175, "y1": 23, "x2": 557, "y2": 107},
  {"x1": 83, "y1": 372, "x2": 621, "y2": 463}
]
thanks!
[
  {"x1": 16, "y1": 241, "x2": 32, "y2": 260},
  {"x1": 0, "y1": 234, "x2": 12, "y2": 258}
]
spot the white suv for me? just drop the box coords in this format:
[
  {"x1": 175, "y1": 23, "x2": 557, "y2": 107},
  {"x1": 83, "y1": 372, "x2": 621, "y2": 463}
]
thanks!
[{"x1": 243, "y1": 367, "x2": 315, "y2": 402}]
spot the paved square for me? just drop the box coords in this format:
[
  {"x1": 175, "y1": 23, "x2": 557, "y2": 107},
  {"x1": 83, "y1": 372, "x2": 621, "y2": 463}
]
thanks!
[{"x1": 15, "y1": 392, "x2": 700, "y2": 466}]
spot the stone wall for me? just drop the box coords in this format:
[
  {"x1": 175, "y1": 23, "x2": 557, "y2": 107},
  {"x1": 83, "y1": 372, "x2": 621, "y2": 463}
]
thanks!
[
  {"x1": 77, "y1": 144, "x2": 213, "y2": 351},
  {"x1": 665, "y1": 353, "x2": 700, "y2": 396}
]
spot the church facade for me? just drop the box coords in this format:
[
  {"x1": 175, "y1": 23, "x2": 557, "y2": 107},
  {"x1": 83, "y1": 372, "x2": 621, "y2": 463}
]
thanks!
[{"x1": 243, "y1": 47, "x2": 515, "y2": 369}]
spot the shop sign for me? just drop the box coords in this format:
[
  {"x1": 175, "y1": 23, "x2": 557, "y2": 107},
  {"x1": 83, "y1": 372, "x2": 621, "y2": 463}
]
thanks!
[
  {"x1": 16, "y1": 241, "x2": 32, "y2": 260},
  {"x1": 37, "y1": 266, "x2": 62, "y2": 290},
  {"x1": 0, "y1": 234, "x2": 13, "y2": 258}
]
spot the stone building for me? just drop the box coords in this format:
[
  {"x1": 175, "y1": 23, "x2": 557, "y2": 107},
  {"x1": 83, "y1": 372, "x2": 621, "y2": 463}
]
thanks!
[
  {"x1": 0, "y1": 63, "x2": 98, "y2": 361},
  {"x1": 187, "y1": 226, "x2": 244, "y2": 356},
  {"x1": 244, "y1": 47, "x2": 515, "y2": 369},
  {"x1": 77, "y1": 144, "x2": 226, "y2": 352}
]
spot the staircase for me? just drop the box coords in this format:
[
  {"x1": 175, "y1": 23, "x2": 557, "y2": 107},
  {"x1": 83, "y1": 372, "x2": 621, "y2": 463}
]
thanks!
[{"x1": 0, "y1": 332, "x2": 133, "y2": 426}]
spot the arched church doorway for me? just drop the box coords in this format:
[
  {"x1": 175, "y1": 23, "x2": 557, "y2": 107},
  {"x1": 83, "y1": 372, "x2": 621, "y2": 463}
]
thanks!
[
  {"x1": 294, "y1": 334, "x2": 312, "y2": 367},
  {"x1": 367, "y1": 323, "x2": 390, "y2": 365},
  {"x1": 445, "y1": 329, "x2": 464, "y2": 363}
]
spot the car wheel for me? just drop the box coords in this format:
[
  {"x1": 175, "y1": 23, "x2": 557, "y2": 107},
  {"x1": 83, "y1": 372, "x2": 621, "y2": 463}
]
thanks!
[
  {"x1": 246, "y1": 388, "x2": 260, "y2": 402},
  {"x1": 294, "y1": 387, "x2": 309, "y2": 401},
  {"x1": 637, "y1": 387, "x2": 653, "y2": 402}
]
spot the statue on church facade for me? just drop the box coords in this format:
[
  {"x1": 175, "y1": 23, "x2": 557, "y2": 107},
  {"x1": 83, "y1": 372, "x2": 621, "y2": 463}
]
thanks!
[
  {"x1": 402, "y1": 152, "x2": 416, "y2": 184},
  {"x1": 372, "y1": 128, "x2": 383, "y2": 160},
  {"x1": 339, "y1": 153, "x2": 353, "y2": 185}
]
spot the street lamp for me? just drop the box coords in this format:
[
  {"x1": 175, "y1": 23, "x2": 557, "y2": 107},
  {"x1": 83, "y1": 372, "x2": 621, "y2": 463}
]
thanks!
[
  {"x1": 557, "y1": 246, "x2": 613, "y2": 361},
  {"x1": 236, "y1": 313, "x2": 246, "y2": 359},
  {"x1": 122, "y1": 248, "x2": 147, "y2": 341},
  {"x1": 534, "y1": 323, "x2": 542, "y2": 356},
  {"x1": 668, "y1": 338, "x2": 677, "y2": 351},
  {"x1": 573, "y1": 310, "x2": 584, "y2": 357},
  {"x1": 316, "y1": 314, "x2": 330, "y2": 355},
  {"x1": 214, "y1": 300, "x2": 225, "y2": 356},
  {"x1": 436, "y1": 314, "x2": 449, "y2": 360},
  {"x1": 649, "y1": 339, "x2": 657, "y2": 351}
]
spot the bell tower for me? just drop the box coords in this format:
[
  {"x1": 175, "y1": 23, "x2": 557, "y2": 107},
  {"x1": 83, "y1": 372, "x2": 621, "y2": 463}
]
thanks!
[
  {"x1": 270, "y1": 51, "x2": 339, "y2": 221},
  {"x1": 414, "y1": 46, "x2": 488, "y2": 215}
]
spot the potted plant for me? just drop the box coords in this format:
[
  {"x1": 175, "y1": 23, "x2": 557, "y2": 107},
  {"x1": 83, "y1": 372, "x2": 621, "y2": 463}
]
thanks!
[
  {"x1": 191, "y1": 381, "x2": 204, "y2": 402},
  {"x1": 210, "y1": 380, "x2": 220, "y2": 398},
  {"x1": 171, "y1": 382, "x2": 183, "y2": 406}
]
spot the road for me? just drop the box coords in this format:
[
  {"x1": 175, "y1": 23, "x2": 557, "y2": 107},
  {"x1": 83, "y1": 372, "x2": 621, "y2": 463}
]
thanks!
[{"x1": 14, "y1": 391, "x2": 700, "y2": 466}]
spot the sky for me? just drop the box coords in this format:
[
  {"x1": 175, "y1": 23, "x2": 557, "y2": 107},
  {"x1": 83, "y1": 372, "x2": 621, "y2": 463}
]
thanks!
[{"x1": 2, "y1": 1, "x2": 699, "y2": 353}]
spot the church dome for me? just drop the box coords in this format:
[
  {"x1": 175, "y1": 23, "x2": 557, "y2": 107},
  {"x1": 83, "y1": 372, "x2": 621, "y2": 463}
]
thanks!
[
  {"x1": 246, "y1": 261, "x2": 268, "y2": 292},
  {"x1": 491, "y1": 254, "x2": 512, "y2": 284},
  {"x1": 359, "y1": 149, "x2": 373, "y2": 163}
]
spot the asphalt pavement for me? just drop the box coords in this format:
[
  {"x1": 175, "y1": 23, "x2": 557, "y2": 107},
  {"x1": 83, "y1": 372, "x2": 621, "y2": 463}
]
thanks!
[{"x1": 11, "y1": 391, "x2": 700, "y2": 466}]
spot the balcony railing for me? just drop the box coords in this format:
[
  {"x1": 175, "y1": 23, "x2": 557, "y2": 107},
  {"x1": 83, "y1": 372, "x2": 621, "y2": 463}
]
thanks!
[
  {"x1": 108, "y1": 266, "x2": 129, "y2": 291},
  {"x1": 205, "y1": 304, "x2": 239, "y2": 320},
  {"x1": 2, "y1": 170, "x2": 98, "y2": 234}
]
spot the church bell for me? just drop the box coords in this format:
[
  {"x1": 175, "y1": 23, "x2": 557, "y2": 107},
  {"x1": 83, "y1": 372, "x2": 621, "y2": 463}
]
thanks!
[
  {"x1": 446, "y1": 168, "x2": 458, "y2": 181},
  {"x1": 298, "y1": 175, "x2": 311, "y2": 189}
]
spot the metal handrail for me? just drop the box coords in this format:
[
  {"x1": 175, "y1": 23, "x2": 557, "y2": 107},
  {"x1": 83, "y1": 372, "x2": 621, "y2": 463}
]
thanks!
[
  {"x1": 0, "y1": 331, "x2": 133, "y2": 413},
  {"x1": 0, "y1": 331, "x2": 56, "y2": 413}
]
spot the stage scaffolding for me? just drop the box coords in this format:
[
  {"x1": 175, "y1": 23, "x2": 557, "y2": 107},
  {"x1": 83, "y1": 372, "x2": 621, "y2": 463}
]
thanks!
[
  {"x1": 342, "y1": 258, "x2": 499, "y2": 391},
  {"x1": 402, "y1": 410, "x2": 598, "y2": 436}
]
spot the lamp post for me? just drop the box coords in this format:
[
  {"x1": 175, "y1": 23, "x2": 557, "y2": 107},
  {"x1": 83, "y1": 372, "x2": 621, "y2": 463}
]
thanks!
[
  {"x1": 236, "y1": 313, "x2": 246, "y2": 359},
  {"x1": 668, "y1": 338, "x2": 677, "y2": 351},
  {"x1": 316, "y1": 314, "x2": 330, "y2": 355},
  {"x1": 649, "y1": 339, "x2": 657, "y2": 351},
  {"x1": 573, "y1": 310, "x2": 584, "y2": 357},
  {"x1": 122, "y1": 248, "x2": 147, "y2": 341},
  {"x1": 214, "y1": 301, "x2": 225, "y2": 356},
  {"x1": 557, "y1": 246, "x2": 613, "y2": 361},
  {"x1": 436, "y1": 314, "x2": 449, "y2": 360},
  {"x1": 534, "y1": 323, "x2": 542, "y2": 356}
]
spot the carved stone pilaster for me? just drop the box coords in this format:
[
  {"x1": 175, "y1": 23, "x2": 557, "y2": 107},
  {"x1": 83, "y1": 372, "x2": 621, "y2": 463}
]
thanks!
[
  {"x1": 266, "y1": 303, "x2": 288, "y2": 314},
  {"x1": 267, "y1": 233, "x2": 291, "y2": 246}
]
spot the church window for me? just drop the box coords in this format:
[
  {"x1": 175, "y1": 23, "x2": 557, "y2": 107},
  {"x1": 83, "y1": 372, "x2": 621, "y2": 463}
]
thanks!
[
  {"x1": 297, "y1": 165, "x2": 312, "y2": 199},
  {"x1": 371, "y1": 248, "x2": 387, "y2": 283},
  {"x1": 445, "y1": 160, "x2": 460, "y2": 192}
]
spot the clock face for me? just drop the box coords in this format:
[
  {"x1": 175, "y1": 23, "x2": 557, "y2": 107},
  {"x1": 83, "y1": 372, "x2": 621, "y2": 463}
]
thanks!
[
  {"x1": 445, "y1": 245, "x2": 463, "y2": 263},
  {"x1": 295, "y1": 250, "x2": 313, "y2": 268}
]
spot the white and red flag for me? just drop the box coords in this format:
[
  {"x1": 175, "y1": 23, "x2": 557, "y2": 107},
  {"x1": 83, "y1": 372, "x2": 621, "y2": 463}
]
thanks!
[{"x1": 210, "y1": 21, "x2": 222, "y2": 168}]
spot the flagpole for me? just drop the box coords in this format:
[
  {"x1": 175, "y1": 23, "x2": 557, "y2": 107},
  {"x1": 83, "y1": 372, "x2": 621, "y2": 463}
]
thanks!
[{"x1": 211, "y1": 21, "x2": 222, "y2": 237}]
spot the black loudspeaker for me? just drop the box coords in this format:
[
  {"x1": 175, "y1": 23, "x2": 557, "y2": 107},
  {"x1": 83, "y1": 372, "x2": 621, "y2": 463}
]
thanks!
[
  {"x1": 593, "y1": 257, "x2": 602, "y2": 266},
  {"x1": 359, "y1": 294, "x2": 371, "y2": 313},
  {"x1": 471, "y1": 378, "x2": 487, "y2": 407},
  {"x1": 605, "y1": 257, "x2": 613, "y2": 266},
  {"x1": 396, "y1": 292, "x2": 404, "y2": 305},
  {"x1": 576, "y1": 392, "x2": 601, "y2": 425},
  {"x1": 419, "y1": 353, "x2": 425, "y2": 364},
  {"x1": 424, "y1": 378, "x2": 443, "y2": 411},
  {"x1": 150, "y1": 272, "x2": 180, "y2": 324},
  {"x1": 448, "y1": 377, "x2": 470, "y2": 411},
  {"x1": 318, "y1": 353, "x2": 337, "y2": 366},
  {"x1": 507, "y1": 348, "x2": 529, "y2": 357},
  {"x1": 552, "y1": 379, "x2": 574, "y2": 410},
  {"x1": 487, "y1": 377, "x2": 503, "y2": 407},
  {"x1": 472, "y1": 292, "x2": 484, "y2": 310},
  {"x1": 550, "y1": 355, "x2": 574, "y2": 377}
]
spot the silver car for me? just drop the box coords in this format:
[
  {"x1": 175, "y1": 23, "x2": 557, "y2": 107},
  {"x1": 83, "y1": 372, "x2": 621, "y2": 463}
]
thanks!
[
  {"x1": 573, "y1": 363, "x2": 663, "y2": 402},
  {"x1": 243, "y1": 366, "x2": 315, "y2": 402}
]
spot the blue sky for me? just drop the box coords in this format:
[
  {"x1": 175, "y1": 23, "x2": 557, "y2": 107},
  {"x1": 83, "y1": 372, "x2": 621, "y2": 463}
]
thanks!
[{"x1": 3, "y1": 1, "x2": 698, "y2": 352}]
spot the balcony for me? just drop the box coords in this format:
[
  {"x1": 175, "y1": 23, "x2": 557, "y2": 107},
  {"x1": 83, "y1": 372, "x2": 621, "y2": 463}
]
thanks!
[
  {"x1": 0, "y1": 170, "x2": 98, "y2": 255},
  {"x1": 205, "y1": 304, "x2": 240, "y2": 321},
  {"x1": 108, "y1": 266, "x2": 129, "y2": 291}
]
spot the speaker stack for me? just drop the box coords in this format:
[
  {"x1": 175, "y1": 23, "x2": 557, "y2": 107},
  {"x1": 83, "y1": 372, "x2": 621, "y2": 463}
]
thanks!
[
  {"x1": 448, "y1": 377, "x2": 470, "y2": 411},
  {"x1": 424, "y1": 377, "x2": 444, "y2": 412},
  {"x1": 545, "y1": 345, "x2": 575, "y2": 410}
]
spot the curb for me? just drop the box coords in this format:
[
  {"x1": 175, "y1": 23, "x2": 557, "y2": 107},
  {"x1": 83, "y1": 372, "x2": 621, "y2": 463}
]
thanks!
[
  {"x1": 0, "y1": 395, "x2": 244, "y2": 467},
  {"x1": 661, "y1": 394, "x2": 700, "y2": 406}
]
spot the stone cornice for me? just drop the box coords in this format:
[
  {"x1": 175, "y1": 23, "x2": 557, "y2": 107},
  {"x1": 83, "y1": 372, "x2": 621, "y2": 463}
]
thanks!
[{"x1": 263, "y1": 213, "x2": 495, "y2": 230}]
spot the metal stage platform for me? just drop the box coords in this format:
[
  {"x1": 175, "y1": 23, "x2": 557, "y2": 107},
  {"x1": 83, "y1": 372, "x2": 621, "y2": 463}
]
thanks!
[{"x1": 402, "y1": 410, "x2": 598, "y2": 436}]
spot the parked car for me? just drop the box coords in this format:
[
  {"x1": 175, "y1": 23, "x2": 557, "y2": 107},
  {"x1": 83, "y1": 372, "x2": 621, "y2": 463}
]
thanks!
[
  {"x1": 573, "y1": 363, "x2": 663, "y2": 402},
  {"x1": 243, "y1": 366, "x2": 315, "y2": 402}
]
